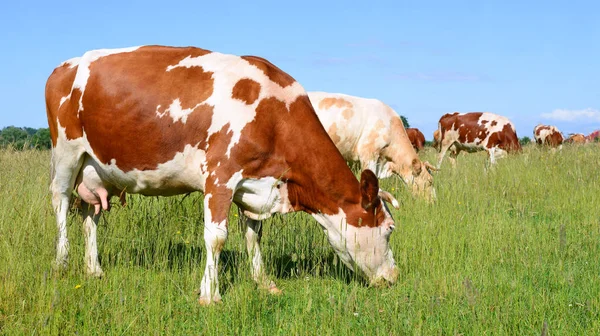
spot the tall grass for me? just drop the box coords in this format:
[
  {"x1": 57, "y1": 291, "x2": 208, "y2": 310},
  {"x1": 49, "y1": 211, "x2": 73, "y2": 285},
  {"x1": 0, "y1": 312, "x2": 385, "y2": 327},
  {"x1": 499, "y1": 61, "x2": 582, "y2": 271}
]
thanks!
[{"x1": 0, "y1": 145, "x2": 599, "y2": 334}]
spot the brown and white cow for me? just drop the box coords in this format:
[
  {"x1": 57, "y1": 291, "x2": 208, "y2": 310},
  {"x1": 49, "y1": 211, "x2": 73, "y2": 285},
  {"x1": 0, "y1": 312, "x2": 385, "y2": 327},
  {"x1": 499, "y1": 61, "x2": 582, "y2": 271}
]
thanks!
[
  {"x1": 45, "y1": 46, "x2": 400, "y2": 305},
  {"x1": 405, "y1": 128, "x2": 425, "y2": 152},
  {"x1": 533, "y1": 124, "x2": 563, "y2": 148},
  {"x1": 308, "y1": 92, "x2": 436, "y2": 202},
  {"x1": 565, "y1": 133, "x2": 587, "y2": 144},
  {"x1": 433, "y1": 112, "x2": 521, "y2": 168}
]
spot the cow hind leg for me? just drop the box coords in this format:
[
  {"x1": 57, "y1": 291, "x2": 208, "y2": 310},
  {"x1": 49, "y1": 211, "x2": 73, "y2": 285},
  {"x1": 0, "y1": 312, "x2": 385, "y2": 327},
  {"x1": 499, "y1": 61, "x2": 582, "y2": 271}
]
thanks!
[
  {"x1": 81, "y1": 201, "x2": 104, "y2": 277},
  {"x1": 50, "y1": 145, "x2": 85, "y2": 270},
  {"x1": 198, "y1": 188, "x2": 232, "y2": 306},
  {"x1": 437, "y1": 141, "x2": 455, "y2": 169},
  {"x1": 245, "y1": 218, "x2": 281, "y2": 295}
]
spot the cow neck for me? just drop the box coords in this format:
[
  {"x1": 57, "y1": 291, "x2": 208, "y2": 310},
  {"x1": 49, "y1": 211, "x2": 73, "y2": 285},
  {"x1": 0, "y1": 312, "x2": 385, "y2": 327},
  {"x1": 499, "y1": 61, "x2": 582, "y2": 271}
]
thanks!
[
  {"x1": 282, "y1": 97, "x2": 362, "y2": 217},
  {"x1": 385, "y1": 118, "x2": 419, "y2": 173}
]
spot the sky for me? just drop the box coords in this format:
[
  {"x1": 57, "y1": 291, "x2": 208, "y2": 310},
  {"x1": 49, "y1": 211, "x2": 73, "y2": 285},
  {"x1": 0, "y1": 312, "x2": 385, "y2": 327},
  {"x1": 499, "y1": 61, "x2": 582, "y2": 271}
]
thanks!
[{"x1": 1, "y1": 0, "x2": 598, "y2": 140}]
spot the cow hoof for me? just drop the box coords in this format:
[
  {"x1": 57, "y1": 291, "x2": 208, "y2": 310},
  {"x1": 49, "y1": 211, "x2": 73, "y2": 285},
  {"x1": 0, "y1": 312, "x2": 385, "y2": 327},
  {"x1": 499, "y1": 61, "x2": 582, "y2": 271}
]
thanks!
[
  {"x1": 198, "y1": 294, "x2": 222, "y2": 306},
  {"x1": 86, "y1": 268, "x2": 104, "y2": 278},
  {"x1": 198, "y1": 297, "x2": 212, "y2": 306},
  {"x1": 52, "y1": 260, "x2": 68, "y2": 274},
  {"x1": 267, "y1": 282, "x2": 282, "y2": 295}
]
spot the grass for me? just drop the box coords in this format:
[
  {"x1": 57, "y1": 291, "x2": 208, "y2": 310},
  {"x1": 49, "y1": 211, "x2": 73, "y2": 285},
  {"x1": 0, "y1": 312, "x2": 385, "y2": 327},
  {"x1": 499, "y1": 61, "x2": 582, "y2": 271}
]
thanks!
[{"x1": 0, "y1": 145, "x2": 599, "y2": 335}]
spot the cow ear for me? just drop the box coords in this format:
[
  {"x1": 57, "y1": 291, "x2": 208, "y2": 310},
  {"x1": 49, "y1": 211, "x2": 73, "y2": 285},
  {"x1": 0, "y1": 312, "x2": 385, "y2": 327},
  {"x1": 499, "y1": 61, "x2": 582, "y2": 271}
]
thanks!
[{"x1": 360, "y1": 170, "x2": 380, "y2": 210}]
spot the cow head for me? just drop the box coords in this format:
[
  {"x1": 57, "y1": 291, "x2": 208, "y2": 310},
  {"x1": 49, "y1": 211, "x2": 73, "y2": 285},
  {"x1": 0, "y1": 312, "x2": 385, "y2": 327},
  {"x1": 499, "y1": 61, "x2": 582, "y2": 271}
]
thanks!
[
  {"x1": 432, "y1": 130, "x2": 441, "y2": 151},
  {"x1": 312, "y1": 170, "x2": 399, "y2": 285},
  {"x1": 408, "y1": 158, "x2": 437, "y2": 202}
]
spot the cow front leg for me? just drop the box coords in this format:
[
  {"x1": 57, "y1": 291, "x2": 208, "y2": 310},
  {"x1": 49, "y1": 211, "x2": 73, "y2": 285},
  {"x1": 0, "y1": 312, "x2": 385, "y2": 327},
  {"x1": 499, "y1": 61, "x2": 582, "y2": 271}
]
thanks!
[
  {"x1": 198, "y1": 189, "x2": 231, "y2": 306},
  {"x1": 245, "y1": 218, "x2": 281, "y2": 295}
]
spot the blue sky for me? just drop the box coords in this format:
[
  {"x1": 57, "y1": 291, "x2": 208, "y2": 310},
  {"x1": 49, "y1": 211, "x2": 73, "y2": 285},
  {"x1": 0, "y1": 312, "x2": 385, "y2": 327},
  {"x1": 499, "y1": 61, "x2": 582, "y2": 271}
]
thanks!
[{"x1": 1, "y1": 0, "x2": 598, "y2": 139}]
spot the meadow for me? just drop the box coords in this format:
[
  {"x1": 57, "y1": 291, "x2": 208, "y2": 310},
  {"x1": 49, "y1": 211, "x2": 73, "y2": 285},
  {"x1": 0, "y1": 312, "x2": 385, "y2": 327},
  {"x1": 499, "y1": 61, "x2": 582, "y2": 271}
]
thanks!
[{"x1": 0, "y1": 145, "x2": 599, "y2": 335}]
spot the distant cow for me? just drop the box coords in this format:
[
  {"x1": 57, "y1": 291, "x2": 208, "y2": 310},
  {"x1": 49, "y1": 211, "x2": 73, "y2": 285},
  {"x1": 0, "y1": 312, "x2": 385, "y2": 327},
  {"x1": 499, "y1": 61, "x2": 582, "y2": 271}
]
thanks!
[
  {"x1": 533, "y1": 124, "x2": 563, "y2": 148},
  {"x1": 433, "y1": 112, "x2": 521, "y2": 168},
  {"x1": 308, "y1": 92, "x2": 436, "y2": 201},
  {"x1": 587, "y1": 130, "x2": 600, "y2": 143},
  {"x1": 45, "y1": 46, "x2": 400, "y2": 305},
  {"x1": 565, "y1": 133, "x2": 587, "y2": 144},
  {"x1": 405, "y1": 128, "x2": 425, "y2": 152}
]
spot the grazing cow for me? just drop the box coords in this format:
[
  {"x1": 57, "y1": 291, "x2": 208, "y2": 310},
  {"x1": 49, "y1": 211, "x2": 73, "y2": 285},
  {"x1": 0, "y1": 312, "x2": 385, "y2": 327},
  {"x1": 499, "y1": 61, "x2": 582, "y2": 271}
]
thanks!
[
  {"x1": 308, "y1": 92, "x2": 436, "y2": 201},
  {"x1": 433, "y1": 112, "x2": 521, "y2": 168},
  {"x1": 565, "y1": 133, "x2": 587, "y2": 144},
  {"x1": 45, "y1": 46, "x2": 400, "y2": 305},
  {"x1": 405, "y1": 128, "x2": 425, "y2": 152},
  {"x1": 533, "y1": 124, "x2": 564, "y2": 148}
]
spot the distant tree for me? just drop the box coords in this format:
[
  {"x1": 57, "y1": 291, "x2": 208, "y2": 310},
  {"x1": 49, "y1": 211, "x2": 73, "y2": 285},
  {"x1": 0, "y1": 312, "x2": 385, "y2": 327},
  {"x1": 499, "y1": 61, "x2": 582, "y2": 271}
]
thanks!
[
  {"x1": 24, "y1": 127, "x2": 38, "y2": 136},
  {"x1": 0, "y1": 126, "x2": 52, "y2": 150},
  {"x1": 400, "y1": 115, "x2": 410, "y2": 128},
  {"x1": 0, "y1": 126, "x2": 29, "y2": 149},
  {"x1": 31, "y1": 128, "x2": 52, "y2": 149},
  {"x1": 519, "y1": 136, "x2": 532, "y2": 146}
]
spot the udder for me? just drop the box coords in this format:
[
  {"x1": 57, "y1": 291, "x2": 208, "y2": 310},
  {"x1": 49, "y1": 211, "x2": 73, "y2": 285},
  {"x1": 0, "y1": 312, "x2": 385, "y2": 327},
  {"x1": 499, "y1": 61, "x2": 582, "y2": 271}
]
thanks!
[{"x1": 75, "y1": 159, "x2": 125, "y2": 215}]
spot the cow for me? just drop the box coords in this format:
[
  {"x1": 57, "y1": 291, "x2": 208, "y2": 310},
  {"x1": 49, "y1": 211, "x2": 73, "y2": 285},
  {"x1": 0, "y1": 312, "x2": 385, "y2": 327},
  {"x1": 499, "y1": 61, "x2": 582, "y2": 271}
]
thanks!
[
  {"x1": 405, "y1": 128, "x2": 425, "y2": 152},
  {"x1": 587, "y1": 130, "x2": 600, "y2": 143},
  {"x1": 307, "y1": 92, "x2": 436, "y2": 202},
  {"x1": 533, "y1": 124, "x2": 564, "y2": 149},
  {"x1": 433, "y1": 112, "x2": 521, "y2": 168},
  {"x1": 45, "y1": 46, "x2": 400, "y2": 305},
  {"x1": 565, "y1": 133, "x2": 587, "y2": 144}
]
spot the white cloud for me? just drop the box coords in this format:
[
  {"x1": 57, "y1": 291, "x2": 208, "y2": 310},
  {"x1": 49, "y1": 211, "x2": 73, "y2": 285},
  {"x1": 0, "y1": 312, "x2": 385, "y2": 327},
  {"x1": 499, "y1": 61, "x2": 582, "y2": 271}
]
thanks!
[{"x1": 541, "y1": 108, "x2": 600, "y2": 122}]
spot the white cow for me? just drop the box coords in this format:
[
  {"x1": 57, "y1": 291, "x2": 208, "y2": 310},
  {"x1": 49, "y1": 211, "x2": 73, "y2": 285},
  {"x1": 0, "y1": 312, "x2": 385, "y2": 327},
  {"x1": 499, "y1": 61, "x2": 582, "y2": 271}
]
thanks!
[{"x1": 308, "y1": 92, "x2": 435, "y2": 201}]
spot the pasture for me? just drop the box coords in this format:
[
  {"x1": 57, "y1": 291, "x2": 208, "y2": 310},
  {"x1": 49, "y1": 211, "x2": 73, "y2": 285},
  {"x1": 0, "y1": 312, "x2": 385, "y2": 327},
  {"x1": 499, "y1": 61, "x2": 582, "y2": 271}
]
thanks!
[{"x1": 0, "y1": 145, "x2": 599, "y2": 335}]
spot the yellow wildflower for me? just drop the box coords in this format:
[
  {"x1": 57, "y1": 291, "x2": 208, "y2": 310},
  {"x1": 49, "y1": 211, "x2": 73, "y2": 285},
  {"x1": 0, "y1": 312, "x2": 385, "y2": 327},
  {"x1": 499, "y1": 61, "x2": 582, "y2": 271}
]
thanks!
[{"x1": 75, "y1": 284, "x2": 82, "y2": 289}]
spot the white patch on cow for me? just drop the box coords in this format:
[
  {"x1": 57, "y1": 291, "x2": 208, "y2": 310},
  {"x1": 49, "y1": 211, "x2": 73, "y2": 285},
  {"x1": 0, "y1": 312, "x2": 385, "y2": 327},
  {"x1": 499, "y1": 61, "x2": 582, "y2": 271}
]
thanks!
[
  {"x1": 72, "y1": 46, "x2": 141, "y2": 114},
  {"x1": 229, "y1": 174, "x2": 293, "y2": 220},
  {"x1": 156, "y1": 98, "x2": 205, "y2": 124},
  {"x1": 67, "y1": 131, "x2": 210, "y2": 195},
  {"x1": 59, "y1": 95, "x2": 70, "y2": 109},
  {"x1": 60, "y1": 57, "x2": 81, "y2": 68},
  {"x1": 166, "y1": 52, "x2": 305, "y2": 156},
  {"x1": 312, "y1": 208, "x2": 397, "y2": 284}
]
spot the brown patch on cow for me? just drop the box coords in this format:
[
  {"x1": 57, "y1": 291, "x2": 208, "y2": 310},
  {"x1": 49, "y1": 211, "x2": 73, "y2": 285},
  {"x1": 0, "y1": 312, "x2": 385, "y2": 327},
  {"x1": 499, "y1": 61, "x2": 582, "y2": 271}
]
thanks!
[
  {"x1": 488, "y1": 124, "x2": 522, "y2": 152},
  {"x1": 232, "y1": 78, "x2": 261, "y2": 105},
  {"x1": 327, "y1": 123, "x2": 342, "y2": 144},
  {"x1": 204, "y1": 124, "x2": 236, "y2": 225},
  {"x1": 342, "y1": 108, "x2": 354, "y2": 120},
  {"x1": 318, "y1": 97, "x2": 353, "y2": 110},
  {"x1": 358, "y1": 119, "x2": 386, "y2": 160},
  {"x1": 45, "y1": 63, "x2": 82, "y2": 145},
  {"x1": 490, "y1": 120, "x2": 497, "y2": 127},
  {"x1": 241, "y1": 55, "x2": 295, "y2": 88}
]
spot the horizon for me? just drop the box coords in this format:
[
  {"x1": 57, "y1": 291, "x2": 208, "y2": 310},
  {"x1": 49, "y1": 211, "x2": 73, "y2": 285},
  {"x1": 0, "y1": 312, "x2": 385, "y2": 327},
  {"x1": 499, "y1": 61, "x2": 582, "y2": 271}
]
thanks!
[{"x1": 1, "y1": 1, "x2": 598, "y2": 141}]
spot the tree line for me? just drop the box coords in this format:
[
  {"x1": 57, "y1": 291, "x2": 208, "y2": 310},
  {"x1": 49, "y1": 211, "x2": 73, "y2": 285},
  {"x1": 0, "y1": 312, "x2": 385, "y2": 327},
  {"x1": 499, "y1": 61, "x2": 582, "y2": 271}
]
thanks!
[{"x1": 0, "y1": 126, "x2": 52, "y2": 150}]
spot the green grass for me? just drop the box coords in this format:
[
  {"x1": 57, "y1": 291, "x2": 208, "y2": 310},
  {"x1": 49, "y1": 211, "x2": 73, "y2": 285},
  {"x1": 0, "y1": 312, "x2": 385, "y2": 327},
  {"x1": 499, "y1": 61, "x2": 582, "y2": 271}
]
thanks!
[{"x1": 0, "y1": 145, "x2": 599, "y2": 335}]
